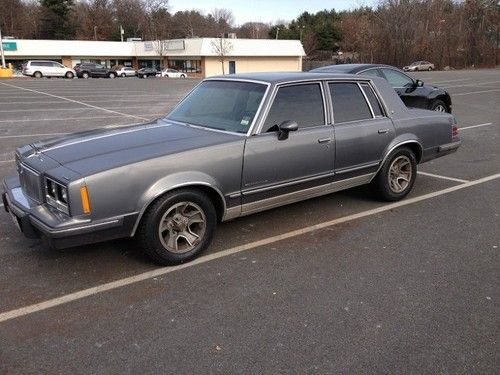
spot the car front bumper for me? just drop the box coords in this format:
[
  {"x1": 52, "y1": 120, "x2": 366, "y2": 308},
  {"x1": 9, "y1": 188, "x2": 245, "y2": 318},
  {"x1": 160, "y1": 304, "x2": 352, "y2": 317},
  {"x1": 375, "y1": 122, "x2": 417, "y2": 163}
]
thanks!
[{"x1": 2, "y1": 176, "x2": 137, "y2": 249}]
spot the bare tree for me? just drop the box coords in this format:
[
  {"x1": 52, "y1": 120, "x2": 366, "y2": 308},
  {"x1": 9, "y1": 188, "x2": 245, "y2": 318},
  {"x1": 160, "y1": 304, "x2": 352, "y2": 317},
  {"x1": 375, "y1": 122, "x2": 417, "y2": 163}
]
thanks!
[
  {"x1": 210, "y1": 37, "x2": 233, "y2": 74},
  {"x1": 143, "y1": 0, "x2": 170, "y2": 66}
]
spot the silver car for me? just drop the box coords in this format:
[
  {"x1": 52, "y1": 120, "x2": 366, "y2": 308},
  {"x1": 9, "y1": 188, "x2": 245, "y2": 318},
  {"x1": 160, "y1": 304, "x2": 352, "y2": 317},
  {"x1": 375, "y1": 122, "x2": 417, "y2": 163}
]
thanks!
[
  {"x1": 403, "y1": 61, "x2": 435, "y2": 72},
  {"x1": 22, "y1": 60, "x2": 76, "y2": 79},
  {"x1": 2, "y1": 72, "x2": 461, "y2": 265}
]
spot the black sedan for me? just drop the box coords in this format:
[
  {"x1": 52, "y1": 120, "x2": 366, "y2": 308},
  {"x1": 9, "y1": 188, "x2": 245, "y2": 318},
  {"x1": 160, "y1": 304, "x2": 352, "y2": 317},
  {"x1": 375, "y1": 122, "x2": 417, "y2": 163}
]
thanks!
[
  {"x1": 137, "y1": 68, "x2": 158, "y2": 78},
  {"x1": 310, "y1": 64, "x2": 452, "y2": 113}
]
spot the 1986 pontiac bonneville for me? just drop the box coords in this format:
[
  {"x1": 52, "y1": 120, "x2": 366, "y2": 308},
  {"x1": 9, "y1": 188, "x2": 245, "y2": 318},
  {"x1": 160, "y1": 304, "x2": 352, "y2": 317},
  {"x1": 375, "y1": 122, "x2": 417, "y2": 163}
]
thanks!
[{"x1": 2, "y1": 72, "x2": 461, "y2": 265}]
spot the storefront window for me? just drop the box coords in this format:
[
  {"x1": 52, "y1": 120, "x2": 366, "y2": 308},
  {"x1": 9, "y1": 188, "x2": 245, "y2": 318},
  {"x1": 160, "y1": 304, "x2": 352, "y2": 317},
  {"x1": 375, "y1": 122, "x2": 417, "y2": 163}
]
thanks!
[{"x1": 168, "y1": 59, "x2": 202, "y2": 73}]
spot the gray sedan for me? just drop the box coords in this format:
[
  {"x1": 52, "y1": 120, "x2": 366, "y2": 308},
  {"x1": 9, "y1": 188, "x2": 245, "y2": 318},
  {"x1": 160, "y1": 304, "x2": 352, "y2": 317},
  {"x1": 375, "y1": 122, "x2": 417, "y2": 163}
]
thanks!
[{"x1": 2, "y1": 72, "x2": 461, "y2": 265}]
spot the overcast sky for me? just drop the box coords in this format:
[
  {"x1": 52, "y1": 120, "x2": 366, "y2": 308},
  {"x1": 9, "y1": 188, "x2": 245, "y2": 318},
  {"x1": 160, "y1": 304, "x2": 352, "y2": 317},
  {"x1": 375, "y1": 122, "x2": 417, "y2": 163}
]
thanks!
[{"x1": 168, "y1": 0, "x2": 377, "y2": 25}]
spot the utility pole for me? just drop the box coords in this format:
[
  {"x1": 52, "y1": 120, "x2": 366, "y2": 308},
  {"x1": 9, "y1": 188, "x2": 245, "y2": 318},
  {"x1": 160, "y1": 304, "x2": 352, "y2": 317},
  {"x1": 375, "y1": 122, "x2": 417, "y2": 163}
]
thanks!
[
  {"x1": 120, "y1": 25, "x2": 124, "y2": 42},
  {"x1": 0, "y1": 26, "x2": 6, "y2": 69},
  {"x1": 275, "y1": 27, "x2": 280, "y2": 40},
  {"x1": 94, "y1": 26, "x2": 97, "y2": 41}
]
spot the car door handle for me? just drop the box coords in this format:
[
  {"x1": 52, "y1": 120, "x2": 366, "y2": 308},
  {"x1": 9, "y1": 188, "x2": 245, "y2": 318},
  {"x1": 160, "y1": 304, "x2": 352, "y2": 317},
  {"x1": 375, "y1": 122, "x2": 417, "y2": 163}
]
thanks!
[
  {"x1": 378, "y1": 129, "x2": 389, "y2": 134},
  {"x1": 318, "y1": 138, "x2": 332, "y2": 143}
]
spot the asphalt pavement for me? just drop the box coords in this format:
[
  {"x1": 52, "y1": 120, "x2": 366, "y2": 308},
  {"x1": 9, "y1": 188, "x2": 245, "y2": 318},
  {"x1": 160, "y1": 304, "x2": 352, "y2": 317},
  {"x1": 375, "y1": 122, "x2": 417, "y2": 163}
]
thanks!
[{"x1": 0, "y1": 70, "x2": 498, "y2": 374}]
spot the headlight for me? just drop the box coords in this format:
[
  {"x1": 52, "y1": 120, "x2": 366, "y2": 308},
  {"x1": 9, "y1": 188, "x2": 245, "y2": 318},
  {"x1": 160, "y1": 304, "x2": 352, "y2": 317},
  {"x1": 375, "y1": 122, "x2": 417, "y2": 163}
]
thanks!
[{"x1": 44, "y1": 177, "x2": 69, "y2": 214}]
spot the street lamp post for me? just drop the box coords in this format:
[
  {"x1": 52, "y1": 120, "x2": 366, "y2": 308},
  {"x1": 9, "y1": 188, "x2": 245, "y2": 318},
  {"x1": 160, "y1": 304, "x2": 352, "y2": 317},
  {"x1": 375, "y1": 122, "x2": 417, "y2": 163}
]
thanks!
[{"x1": 0, "y1": 26, "x2": 6, "y2": 69}]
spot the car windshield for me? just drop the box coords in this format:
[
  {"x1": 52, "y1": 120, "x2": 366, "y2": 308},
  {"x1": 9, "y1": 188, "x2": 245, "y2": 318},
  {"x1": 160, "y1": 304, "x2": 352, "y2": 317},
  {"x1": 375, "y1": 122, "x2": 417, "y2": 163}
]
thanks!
[{"x1": 167, "y1": 80, "x2": 267, "y2": 134}]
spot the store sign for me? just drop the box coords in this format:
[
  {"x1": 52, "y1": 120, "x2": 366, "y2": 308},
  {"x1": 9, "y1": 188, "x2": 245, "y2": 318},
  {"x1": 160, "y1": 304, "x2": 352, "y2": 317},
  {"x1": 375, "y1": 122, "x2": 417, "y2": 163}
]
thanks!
[
  {"x1": 144, "y1": 41, "x2": 153, "y2": 52},
  {"x1": 2, "y1": 41, "x2": 17, "y2": 51},
  {"x1": 166, "y1": 40, "x2": 185, "y2": 50}
]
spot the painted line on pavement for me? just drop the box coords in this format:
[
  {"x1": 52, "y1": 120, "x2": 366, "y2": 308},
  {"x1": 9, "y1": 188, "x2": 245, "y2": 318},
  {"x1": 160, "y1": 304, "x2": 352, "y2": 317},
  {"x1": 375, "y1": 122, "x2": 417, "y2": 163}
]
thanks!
[
  {"x1": 0, "y1": 82, "x2": 150, "y2": 121},
  {"x1": 417, "y1": 171, "x2": 469, "y2": 183},
  {"x1": 460, "y1": 122, "x2": 493, "y2": 130},
  {"x1": 0, "y1": 106, "x2": 168, "y2": 113},
  {"x1": 0, "y1": 115, "x2": 162, "y2": 123},
  {"x1": 0, "y1": 172, "x2": 499, "y2": 324},
  {"x1": 454, "y1": 88, "x2": 500, "y2": 96}
]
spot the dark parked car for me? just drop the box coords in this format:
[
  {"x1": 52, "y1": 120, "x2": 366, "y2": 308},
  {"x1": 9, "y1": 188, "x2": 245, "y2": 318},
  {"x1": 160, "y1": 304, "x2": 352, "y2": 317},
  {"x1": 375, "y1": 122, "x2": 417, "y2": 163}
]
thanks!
[
  {"x1": 311, "y1": 64, "x2": 452, "y2": 113},
  {"x1": 137, "y1": 68, "x2": 158, "y2": 78},
  {"x1": 74, "y1": 63, "x2": 117, "y2": 79},
  {"x1": 3, "y1": 72, "x2": 460, "y2": 265}
]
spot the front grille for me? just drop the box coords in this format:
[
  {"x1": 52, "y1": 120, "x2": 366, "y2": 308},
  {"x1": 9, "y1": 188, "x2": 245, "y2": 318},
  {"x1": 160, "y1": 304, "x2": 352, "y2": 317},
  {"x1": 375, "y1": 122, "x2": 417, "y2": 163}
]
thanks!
[{"x1": 19, "y1": 163, "x2": 43, "y2": 203}]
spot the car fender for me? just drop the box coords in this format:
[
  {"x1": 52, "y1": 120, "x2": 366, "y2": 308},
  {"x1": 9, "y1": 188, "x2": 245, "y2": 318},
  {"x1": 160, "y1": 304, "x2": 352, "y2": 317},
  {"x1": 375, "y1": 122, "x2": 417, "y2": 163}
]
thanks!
[
  {"x1": 131, "y1": 171, "x2": 226, "y2": 235},
  {"x1": 382, "y1": 134, "x2": 423, "y2": 164}
]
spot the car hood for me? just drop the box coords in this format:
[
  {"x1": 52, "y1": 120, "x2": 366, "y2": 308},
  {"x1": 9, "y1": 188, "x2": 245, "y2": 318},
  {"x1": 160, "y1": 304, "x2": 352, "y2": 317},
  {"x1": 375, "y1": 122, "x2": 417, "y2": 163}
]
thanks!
[{"x1": 25, "y1": 119, "x2": 242, "y2": 176}]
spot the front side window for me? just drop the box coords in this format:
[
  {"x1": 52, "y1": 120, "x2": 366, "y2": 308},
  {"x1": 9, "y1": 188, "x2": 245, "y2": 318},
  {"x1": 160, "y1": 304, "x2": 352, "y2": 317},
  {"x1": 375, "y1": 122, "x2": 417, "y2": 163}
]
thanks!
[
  {"x1": 381, "y1": 69, "x2": 414, "y2": 88},
  {"x1": 167, "y1": 80, "x2": 267, "y2": 134},
  {"x1": 262, "y1": 83, "x2": 325, "y2": 133},
  {"x1": 360, "y1": 69, "x2": 383, "y2": 78},
  {"x1": 329, "y1": 82, "x2": 372, "y2": 123}
]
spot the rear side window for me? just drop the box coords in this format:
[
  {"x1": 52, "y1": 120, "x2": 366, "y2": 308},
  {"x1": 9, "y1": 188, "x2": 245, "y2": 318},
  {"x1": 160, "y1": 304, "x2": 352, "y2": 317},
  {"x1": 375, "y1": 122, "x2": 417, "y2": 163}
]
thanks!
[
  {"x1": 360, "y1": 83, "x2": 384, "y2": 117},
  {"x1": 262, "y1": 83, "x2": 325, "y2": 132},
  {"x1": 360, "y1": 69, "x2": 383, "y2": 78},
  {"x1": 329, "y1": 82, "x2": 372, "y2": 123}
]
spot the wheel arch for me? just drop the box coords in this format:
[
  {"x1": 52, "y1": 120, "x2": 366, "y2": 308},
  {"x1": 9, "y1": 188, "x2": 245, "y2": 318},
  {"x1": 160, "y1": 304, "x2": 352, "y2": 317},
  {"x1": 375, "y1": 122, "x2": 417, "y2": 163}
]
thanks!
[
  {"x1": 131, "y1": 175, "x2": 227, "y2": 236},
  {"x1": 372, "y1": 138, "x2": 423, "y2": 182}
]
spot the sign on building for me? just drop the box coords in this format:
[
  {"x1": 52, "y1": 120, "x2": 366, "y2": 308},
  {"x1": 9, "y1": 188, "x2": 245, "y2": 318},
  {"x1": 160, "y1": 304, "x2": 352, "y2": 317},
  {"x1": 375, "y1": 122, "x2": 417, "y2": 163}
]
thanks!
[{"x1": 2, "y1": 42, "x2": 17, "y2": 51}]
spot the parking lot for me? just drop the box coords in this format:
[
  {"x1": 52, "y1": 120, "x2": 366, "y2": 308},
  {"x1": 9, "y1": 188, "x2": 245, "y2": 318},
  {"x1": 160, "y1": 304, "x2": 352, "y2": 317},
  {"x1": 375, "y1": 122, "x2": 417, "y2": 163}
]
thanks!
[{"x1": 0, "y1": 70, "x2": 498, "y2": 373}]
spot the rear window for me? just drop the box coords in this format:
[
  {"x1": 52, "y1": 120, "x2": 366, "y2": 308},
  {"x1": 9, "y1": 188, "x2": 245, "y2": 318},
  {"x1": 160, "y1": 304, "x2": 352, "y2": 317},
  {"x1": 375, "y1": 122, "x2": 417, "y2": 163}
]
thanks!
[{"x1": 329, "y1": 82, "x2": 373, "y2": 123}]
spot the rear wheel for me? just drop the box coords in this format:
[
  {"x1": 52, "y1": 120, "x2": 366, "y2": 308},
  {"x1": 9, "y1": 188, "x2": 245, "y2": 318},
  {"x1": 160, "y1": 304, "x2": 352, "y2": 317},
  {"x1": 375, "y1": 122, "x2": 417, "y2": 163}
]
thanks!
[
  {"x1": 65, "y1": 71, "x2": 74, "y2": 79},
  {"x1": 136, "y1": 189, "x2": 217, "y2": 265},
  {"x1": 121, "y1": 73, "x2": 126, "y2": 77},
  {"x1": 428, "y1": 67, "x2": 432, "y2": 71},
  {"x1": 109, "y1": 72, "x2": 116, "y2": 78},
  {"x1": 82, "y1": 72, "x2": 90, "y2": 79},
  {"x1": 372, "y1": 147, "x2": 417, "y2": 201},
  {"x1": 33, "y1": 71, "x2": 42, "y2": 78},
  {"x1": 180, "y1": 74, "x2": 186, "y2": 78}
]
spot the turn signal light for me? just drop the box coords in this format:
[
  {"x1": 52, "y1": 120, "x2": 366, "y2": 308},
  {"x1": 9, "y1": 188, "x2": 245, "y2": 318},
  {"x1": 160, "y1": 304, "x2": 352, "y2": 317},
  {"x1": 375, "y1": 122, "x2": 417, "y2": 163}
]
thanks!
[{"x1": 80, "y1": 186, "x2": 91, "y2": 214}]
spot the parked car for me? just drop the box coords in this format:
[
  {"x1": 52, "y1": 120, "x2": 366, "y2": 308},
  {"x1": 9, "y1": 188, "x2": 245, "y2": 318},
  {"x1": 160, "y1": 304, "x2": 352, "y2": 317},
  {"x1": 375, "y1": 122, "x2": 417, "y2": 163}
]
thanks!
[
  {"x1": 2, "y1": 72, "x2": 461, "y2": 265},
  {"x1": 161, "y1": 68, "x2": 187, "y2": 78},
  {"x1": 403, "y1": 61, "x2": 435, "y2": 71},
  {"x1": 116, "y1": 67, "x2": 137, "y2": 77},
  {"x1": 74, "y1": 63, "x2": 117, "y2": 78},
  {"x1": 22, "y1": 60, "x2": 75, "y2": 79},
  {"x1": 137, "y1": 68, "x2": 158, "y2": 78},
  {"x1": 310, "y1": 64, "x2": 452, "y2": 112}
]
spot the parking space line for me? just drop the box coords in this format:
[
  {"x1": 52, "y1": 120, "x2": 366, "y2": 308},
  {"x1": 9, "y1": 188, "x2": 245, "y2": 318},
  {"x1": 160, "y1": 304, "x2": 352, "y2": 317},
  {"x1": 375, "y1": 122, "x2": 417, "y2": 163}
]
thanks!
[
  {"x1": 0, "y1": 171, "x2": 499, "y2": 324},
  {"x1": 0, "y1": 82, "x2": 150, "y2": 121},
  {"x1": 417, "y1": 171, "x2": 469, "y2": 183},
  {"x1": 460, "y1": 122, "x2": 493, "y2": 130},
  {"x1": 0, "y1": 115, "x2": 163, "y2": 123},
  {"x1": 454, "y1": 88, "x2": 500, "y2": 96},
  {"x1": 0, "y1": 106, "x2": 168, "y2": 113},
  {"x1": 429, "y1": 78, "x2": 471, "y2": 84},
  {"x1": 0, "y1": 132, "x2": 68, "y2": 139}
]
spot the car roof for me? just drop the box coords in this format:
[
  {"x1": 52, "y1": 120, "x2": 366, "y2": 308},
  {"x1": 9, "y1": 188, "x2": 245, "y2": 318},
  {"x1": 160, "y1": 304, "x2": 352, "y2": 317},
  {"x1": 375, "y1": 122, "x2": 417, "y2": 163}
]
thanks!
[
  {"x1": 309, "y1": 64, "x2": 399, "y2": 74},
  {"x1": 207, "y1": 71, "x2": 376, "y2": 84}
]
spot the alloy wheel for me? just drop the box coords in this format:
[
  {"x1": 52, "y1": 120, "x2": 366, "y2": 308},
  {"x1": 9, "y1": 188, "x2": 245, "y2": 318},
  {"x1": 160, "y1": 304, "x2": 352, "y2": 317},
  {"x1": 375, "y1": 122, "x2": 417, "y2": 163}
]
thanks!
[{"x1": 388, "y1": 155, "x2": 412, "y2": 193}]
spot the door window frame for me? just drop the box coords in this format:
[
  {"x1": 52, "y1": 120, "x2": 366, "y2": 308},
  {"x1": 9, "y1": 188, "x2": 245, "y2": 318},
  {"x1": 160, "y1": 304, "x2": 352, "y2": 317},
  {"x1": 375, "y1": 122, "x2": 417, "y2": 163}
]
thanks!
[
  {"x1": 326, "y1": 80, "x2": 387, "y2": 125},
  {"x1": 256, "y1": 81, "x2": 329, "y2": 135}
]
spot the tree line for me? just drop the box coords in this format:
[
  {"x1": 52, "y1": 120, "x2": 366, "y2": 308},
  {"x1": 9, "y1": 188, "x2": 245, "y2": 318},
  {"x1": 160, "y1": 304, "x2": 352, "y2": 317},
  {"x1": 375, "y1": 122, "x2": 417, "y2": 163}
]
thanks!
[{"x1": 1, "y1": 0, "x2": 498, "y2": 68}]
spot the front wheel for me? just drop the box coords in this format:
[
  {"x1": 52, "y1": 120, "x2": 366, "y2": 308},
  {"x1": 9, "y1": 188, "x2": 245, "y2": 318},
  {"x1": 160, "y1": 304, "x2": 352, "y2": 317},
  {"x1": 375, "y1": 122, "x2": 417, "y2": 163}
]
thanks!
[
  {"x1": 136, "y1": 189, "x2": 217, "y2": 265},
  {"x1": 82, "y1": 72, "x2": 90, "y2": 79},
  {"x1": 33, "y1": 71, "x2": 42, "y2": 78},
  {"x1": 430, "y1": 99, "x2": 447, "y2": 113},
  {"x1": 180, "y1": 74, "x2": 186, "y2": 78},
  {"x1": 65, "y1": 71, "x2": 74, "y2": 79},
  {"x1": 121, "y1": 73, "x2": 126, "y2": 77},
  {"x1": 371, "y1": 147, "x2": 417, "y2": 202},
  {"x1": 108, "y1": 72, "x2": 116, "y2": 78}
]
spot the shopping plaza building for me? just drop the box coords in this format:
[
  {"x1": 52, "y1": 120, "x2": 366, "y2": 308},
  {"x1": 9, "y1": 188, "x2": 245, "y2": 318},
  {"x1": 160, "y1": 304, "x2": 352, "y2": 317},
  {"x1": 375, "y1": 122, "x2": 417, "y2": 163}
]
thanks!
[{"x1": 2, "y1": 38, "x2": 305, "y2": 77}]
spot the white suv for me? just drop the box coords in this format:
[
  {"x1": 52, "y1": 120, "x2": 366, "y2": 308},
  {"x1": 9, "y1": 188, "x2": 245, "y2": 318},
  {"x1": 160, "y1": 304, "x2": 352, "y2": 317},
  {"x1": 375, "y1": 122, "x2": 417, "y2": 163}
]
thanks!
[{"x1": 22, "y1": 60, "x2": 76, "y2": 79}]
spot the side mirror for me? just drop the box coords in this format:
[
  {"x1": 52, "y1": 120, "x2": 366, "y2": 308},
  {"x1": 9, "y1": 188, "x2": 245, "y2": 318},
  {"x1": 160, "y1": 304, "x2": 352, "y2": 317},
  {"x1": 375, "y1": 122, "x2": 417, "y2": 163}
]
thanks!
[
  {"x1": 415, "y1": 79, "x2": 424, "y2": 87},
  {"x1": 277, "y1": 120, "x2": 298, "y2": 141}
]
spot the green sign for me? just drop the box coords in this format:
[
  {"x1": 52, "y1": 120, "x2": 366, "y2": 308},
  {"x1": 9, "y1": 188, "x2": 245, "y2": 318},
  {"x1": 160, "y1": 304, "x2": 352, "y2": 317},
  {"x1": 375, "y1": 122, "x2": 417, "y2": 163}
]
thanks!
[{"x1": 2, "y1": 42, "x2": 17, "y2": 51}]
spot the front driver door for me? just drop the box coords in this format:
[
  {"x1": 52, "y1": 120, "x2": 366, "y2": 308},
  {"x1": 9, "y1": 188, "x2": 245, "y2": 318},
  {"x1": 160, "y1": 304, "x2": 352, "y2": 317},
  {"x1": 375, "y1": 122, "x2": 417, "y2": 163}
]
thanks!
[
  {"x1": 380, "y1": 68, "x2": 427, "y2": 109},
  {"x1": 242, "y1": 82, "x2": 335, "y2": 213}
]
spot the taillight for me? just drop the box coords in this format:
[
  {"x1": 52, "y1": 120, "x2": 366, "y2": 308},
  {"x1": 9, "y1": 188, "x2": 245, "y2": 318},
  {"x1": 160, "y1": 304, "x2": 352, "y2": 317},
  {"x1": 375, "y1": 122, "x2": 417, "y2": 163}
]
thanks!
[{"x1": 452, "y1": 125, "x2": 459, "y2": 138}]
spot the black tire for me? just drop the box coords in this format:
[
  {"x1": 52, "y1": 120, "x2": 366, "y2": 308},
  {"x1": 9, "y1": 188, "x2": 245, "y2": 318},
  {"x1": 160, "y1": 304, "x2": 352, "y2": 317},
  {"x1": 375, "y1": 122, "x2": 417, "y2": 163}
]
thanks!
[
  {"x1": 121, "y1": 73, "x2": 126, "y2": 77},
  {"x1": 180, "y1": 74, "x2": 186, "y2": 78},
  {"x1": 33, "y1": 71, "x2": 42, "y2": 78},
  {"x1": 82, "y1": 72, "x2": 90, "y2": 79},
  {"x1": 136, "y1": 189, "x2": 217, "y2": 265},
  {"x1": 430, "y1": 99, "x2": 448, "y2": 113},
  {"x1": 371, "y1": 147, "x2": 417, "y2": 202},
  {"x1": 65, "y1": 71, "x2": 74, "y2": 79},
  {"x1": 428, "y1": 67, "x2": 432, "y2": 71},
  {"x1": 109, "y1": 72, "x2": 116, "y2": 78}
]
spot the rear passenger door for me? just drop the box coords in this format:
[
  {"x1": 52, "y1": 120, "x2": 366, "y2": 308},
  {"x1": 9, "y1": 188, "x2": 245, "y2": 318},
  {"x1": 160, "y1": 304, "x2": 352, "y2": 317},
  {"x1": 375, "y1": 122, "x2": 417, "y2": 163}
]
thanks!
[
  {"x1": 242, "y1": 82, "x2": 335, "y2": 209},
  {"x1": 329, "y1": 81, "x2": 395, "y2": 178}
]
